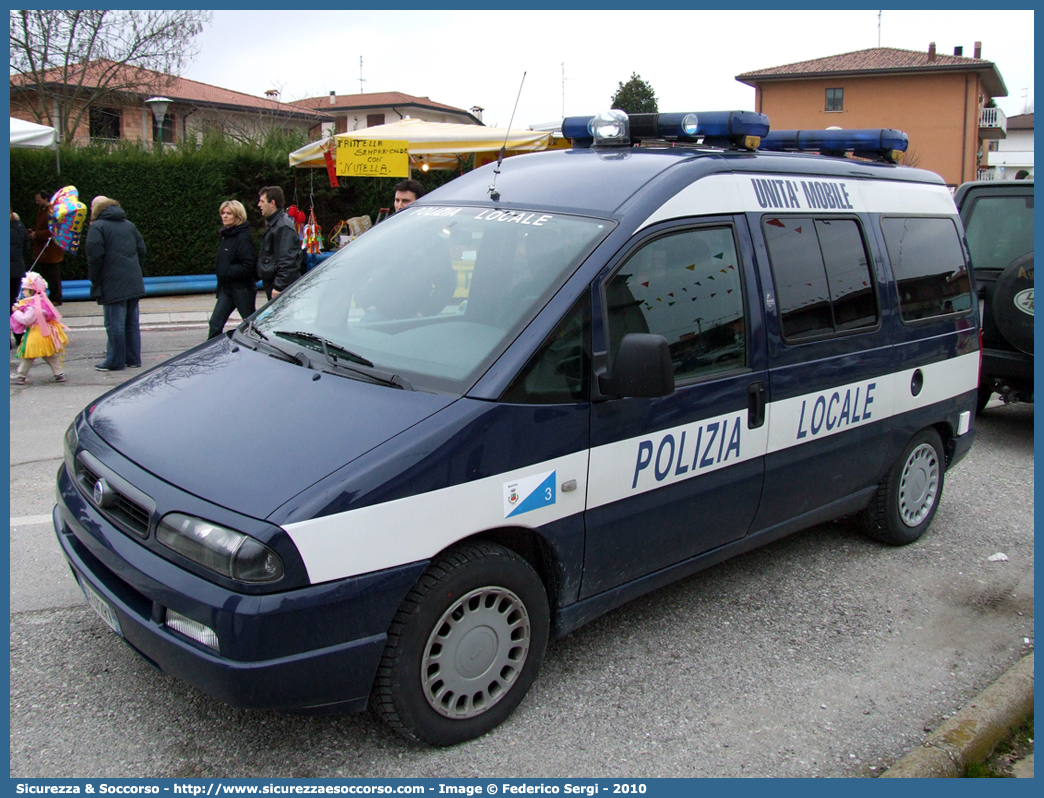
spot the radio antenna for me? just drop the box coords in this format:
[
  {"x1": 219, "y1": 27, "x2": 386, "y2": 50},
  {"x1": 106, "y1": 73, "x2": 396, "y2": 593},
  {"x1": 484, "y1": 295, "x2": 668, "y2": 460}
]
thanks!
[{"x1": 488, "y1": 71, "x2": 526, "y2": 202}]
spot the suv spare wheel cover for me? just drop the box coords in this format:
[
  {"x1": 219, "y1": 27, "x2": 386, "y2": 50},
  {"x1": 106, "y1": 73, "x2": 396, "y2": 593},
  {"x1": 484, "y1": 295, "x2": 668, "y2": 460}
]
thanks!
[{"x1": 992, "y1": 252, "x2": 1034, "y2": 354}]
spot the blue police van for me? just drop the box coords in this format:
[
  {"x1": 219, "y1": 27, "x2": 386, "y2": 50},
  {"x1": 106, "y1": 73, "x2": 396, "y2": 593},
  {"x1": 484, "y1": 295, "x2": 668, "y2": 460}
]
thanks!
[{"x1": 55, "y1": 110, "x2": 979, "y2": 745}]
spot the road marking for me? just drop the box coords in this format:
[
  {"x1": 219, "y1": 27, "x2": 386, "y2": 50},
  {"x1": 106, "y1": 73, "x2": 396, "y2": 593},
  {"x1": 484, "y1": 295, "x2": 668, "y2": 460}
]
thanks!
[{"x1": 10, "y1": 514, "x2": 53, "y2": 527}]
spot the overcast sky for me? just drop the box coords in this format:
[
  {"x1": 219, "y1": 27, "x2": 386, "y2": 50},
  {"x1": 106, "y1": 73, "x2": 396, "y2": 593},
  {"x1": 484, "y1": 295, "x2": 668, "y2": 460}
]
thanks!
[{"x1": 182, "y1": 9, "x2": 1034, "y2": 129}]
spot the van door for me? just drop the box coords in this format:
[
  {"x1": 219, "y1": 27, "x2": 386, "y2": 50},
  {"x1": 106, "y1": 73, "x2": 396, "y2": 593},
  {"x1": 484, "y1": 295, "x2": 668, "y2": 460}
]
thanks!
[
  {"x1": 582, "y1": 219, "x2": 768, "y2": 598},
  {"x1": 749, "y1": 213, "x2": 892, "y2": 533}
]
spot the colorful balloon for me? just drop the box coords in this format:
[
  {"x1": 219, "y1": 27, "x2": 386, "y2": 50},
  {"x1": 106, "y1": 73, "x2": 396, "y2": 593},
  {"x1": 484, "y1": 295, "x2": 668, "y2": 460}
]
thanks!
[{"x1": 48, "y1": 186, "x2": 88, "y2": 255}]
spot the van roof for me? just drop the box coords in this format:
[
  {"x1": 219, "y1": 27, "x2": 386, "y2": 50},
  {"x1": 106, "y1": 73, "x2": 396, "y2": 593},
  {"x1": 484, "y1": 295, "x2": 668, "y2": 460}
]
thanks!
[{"x1": 425, "y1": 146, "x2": 947, "y2": 217}]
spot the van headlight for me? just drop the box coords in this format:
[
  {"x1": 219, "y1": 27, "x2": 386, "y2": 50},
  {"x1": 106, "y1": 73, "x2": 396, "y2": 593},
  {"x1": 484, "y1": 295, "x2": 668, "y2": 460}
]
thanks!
[
  {"x1": 64, "y1": 422, "x2": 78, "y2": 476},
  {"x1": 156, "y1": 513, "x2": 284, "y2": 583}
]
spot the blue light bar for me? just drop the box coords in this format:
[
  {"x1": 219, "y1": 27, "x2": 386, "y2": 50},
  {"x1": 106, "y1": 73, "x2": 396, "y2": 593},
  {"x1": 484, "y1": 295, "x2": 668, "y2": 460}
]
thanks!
[
  {"x1": 562, "y1": 115, "x2": 596, "y2": 145},
  {"x1": 760, "y1": 129, "x2": 909, "y2": 162},
  {"x1": 563, "y1": 110, "x2": 770, "y2": 149}
]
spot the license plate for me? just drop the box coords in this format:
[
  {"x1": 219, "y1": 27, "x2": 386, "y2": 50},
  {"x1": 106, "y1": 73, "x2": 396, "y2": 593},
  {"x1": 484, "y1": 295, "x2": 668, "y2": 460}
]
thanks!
[{"x1": 77, "y1": 575, "x2": 122, "y2": 637}]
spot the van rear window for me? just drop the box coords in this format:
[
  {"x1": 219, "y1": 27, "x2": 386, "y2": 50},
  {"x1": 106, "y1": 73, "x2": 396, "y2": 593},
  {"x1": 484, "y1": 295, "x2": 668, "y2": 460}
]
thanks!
[
  {"x1": 963, "y1": 194, "x2": 1034, "y2": 271},
  {"x1": 881, "y1": 217, "x2": 972, "y2": 322}
]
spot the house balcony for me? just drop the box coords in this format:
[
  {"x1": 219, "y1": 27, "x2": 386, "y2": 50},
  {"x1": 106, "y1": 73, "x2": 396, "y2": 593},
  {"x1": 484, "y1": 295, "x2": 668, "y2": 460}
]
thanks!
[{"x1": 979, "y1": 107, "x2": 1007, "y2": 139}]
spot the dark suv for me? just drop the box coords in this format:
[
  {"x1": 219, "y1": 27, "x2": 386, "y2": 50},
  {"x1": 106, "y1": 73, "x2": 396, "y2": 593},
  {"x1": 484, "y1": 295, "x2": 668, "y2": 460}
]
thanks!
[{"x1": 955, "y1": 180, "x2": 1034, "y2": 411}]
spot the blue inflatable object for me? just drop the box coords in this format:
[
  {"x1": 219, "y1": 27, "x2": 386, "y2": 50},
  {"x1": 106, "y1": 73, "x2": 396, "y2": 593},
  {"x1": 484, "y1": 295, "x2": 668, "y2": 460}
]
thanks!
[{"x1": 61, "y1": 253, "x2": 337, "y2": 301}]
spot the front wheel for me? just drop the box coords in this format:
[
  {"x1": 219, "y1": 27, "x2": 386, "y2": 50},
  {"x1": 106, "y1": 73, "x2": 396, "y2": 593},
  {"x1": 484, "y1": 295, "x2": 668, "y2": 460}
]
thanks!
[
  {"x1": 860, "y1": 428, "x2": 945, "y2": 545},
  {"x1": 370, "y1": 542, "x2": 550, "y2": 746},
  {"x1": 976, "y1": 381, "x2": 993, "y2": 414}
]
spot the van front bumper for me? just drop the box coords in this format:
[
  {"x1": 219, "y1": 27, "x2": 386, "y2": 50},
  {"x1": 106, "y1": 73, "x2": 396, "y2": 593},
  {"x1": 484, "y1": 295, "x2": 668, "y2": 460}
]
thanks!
[{"x1": 54, "y1": 465, "x2": 426, "y2": 712}]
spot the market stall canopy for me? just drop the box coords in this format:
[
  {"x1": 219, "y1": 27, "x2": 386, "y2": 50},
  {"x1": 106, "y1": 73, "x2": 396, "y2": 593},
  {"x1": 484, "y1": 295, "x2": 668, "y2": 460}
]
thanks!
[
  {"x1": 11, "y1": 117, "x2": 57, "y2": 148},
  {"x1": 289, "y1": 118, "x2": 551, "y2": 170}
]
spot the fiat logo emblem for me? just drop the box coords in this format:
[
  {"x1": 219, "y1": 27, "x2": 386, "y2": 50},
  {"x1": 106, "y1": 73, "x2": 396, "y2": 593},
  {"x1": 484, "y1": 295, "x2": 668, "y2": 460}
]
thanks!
[{"x1": 93, "y1": 478, "x2": 116, "y2": 508}]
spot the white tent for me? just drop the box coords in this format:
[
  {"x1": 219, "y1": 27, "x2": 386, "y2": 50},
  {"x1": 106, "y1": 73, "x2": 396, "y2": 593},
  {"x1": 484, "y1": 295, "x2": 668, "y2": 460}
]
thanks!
[
  {"x1": 289, "y1": 118, "x2": 550, "y2": 171},
  {"x1": 11, "y1": 117, "x2": 57, "y2": 148},
  {"x1": 11, "y1": 117, "x2": 60, "y2": 173}
]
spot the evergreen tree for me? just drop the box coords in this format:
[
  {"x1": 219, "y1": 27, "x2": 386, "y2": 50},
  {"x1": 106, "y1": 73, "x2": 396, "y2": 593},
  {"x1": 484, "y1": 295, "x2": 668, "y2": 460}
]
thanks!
[{"x1": 610, "y1": 73, "x2": 658, "y2": 114}]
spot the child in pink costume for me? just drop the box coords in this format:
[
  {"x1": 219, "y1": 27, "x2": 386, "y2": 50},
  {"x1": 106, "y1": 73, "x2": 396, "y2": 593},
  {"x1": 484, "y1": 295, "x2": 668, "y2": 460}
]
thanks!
[{"x1": 11, "y1": 271, "x2": 69, "y2": 384}]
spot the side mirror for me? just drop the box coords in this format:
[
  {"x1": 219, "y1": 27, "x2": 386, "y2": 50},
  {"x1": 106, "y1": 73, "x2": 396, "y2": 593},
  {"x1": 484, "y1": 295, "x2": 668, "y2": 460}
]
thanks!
[{"x1": 598, "y1": 333, "x2": 675, "y2": 398}]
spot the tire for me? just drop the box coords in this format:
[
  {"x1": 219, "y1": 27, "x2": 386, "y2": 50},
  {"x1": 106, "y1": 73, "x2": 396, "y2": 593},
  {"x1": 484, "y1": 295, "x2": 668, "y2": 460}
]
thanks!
[
  {"x1": 370, "y1": 542, "x2": 550, "y2": 746},
  {"x1": 860, "y1": 428, "x2": 945, "y2": 546},
  {"x1": 992, "y1": 252, "x2": 1034, "y2": 354}
]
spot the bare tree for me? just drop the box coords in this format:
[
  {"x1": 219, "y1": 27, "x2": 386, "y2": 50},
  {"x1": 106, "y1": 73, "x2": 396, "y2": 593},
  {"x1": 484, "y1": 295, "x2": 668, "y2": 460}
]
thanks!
[
  {"x1": 899, "y1": 145, "x2": 921, "y2": 169},
  {"x1": 10, "y1": 9, "x2": 211, "y2": 142}
]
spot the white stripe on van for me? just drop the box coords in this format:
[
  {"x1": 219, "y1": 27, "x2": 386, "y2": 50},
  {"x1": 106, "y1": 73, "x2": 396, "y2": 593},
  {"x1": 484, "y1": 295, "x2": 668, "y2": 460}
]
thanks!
[
  {"x1": 284, "y1": 451, "x2": 590, "y2": 586},
  {"x1": 637, "y1": 173, "x2": 956, "y2": 231},
  {"x1": 283, "y1": 352, "x2": 977, "y2": 585}
]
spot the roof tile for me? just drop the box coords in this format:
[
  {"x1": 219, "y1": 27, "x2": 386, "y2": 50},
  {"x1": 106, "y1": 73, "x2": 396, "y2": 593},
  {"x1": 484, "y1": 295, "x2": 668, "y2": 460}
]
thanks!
[
  {"x1": 14, "y1": 59, "x2": 327, "y2": 118},
  {"x1": 290, "y1": 91, "x2": 473, "y2": 117},
  {"x1": 737, "y1": 46, "x2": 994, "y2": 79}
]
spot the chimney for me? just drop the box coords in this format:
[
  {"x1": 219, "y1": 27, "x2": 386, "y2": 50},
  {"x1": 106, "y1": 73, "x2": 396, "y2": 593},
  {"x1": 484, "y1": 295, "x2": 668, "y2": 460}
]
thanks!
[
  {"x1": 954, "y1": 46, "x2": 963, "y2": 56},
  {"x1": 928, "y1": 42, "x2": 936, "y2": 62},
  {"x1": 974, "y1": 41, "x2": 982, "y2": 59},
  {"x1": 329, "y1": 91, "x2": 336, "y2": 105},
  {"x1": 470, "y1": 105, "x2": 484, "y2": 123}
]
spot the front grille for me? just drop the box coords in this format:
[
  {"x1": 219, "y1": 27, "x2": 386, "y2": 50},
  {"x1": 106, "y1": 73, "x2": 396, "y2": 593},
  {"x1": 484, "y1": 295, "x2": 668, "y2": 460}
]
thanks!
[{"x1": 75, "y1": 459, "x2": 153, "y2": 539}]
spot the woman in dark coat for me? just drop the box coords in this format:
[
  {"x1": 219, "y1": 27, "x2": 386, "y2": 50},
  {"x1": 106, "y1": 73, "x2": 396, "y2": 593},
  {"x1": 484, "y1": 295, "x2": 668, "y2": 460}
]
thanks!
[
  {"x1": 10, "y1": 210, "x2": 31, "y2": 347},
  {"x1": 85, "y1": 196, "x2": 146, "y2": 371},
  {"x1": 208, "y1": 200, "x2": 258, "y2": 339},
  {"x1": 10, "y1": 211, "x2": 31, "y2": 307}
]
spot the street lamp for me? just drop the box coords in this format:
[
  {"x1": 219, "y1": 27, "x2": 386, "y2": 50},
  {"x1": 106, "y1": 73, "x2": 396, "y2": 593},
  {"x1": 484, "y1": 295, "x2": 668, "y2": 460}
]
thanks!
[{"x1": 145, "y1": 96, "x2": 171, "y2": 146}]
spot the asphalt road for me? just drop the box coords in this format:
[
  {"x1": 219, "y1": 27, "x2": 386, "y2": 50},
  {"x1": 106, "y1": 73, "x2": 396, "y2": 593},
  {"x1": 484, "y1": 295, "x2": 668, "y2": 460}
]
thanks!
[{"x1": 9, "y1": 322, "x2": 1035, "y2": 778}]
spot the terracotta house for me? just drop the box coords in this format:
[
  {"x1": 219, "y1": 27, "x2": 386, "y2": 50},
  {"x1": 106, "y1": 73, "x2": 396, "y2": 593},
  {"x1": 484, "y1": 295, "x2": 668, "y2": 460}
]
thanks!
[
  {"x1": 289, "y1": 91, "x2": 483, "y2": 138},
  {"x1": 11, "y1": 59, "x2": 331, "y2": 146},
  {"x1": 736, "y1": 44, "x2": 1008, "y2": 186}
]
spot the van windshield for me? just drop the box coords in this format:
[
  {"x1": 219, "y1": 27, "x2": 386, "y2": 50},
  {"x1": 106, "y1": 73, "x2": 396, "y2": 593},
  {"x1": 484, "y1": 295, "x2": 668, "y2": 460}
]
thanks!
[{"x1": 249, "y1": 206, "x2": 610, "y2": 394}]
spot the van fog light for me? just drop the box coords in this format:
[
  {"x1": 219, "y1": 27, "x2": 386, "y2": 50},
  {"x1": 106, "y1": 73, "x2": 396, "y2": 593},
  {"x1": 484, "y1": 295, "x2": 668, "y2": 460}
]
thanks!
[
  {"x1": 165, "y1": 609, "x2": 219, "y2": 651},
  {"x1": 156, "y1": 513, "x2": 284, "y2": 583}
]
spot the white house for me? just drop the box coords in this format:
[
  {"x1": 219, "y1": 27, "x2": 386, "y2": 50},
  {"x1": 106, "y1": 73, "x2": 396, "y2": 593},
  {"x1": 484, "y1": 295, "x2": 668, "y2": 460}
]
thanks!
[
  {"x1": 289, "y1": 91, "x2": 482, "y2": 139},
  {"x1": 986, "y1": 112, "x2": 1033, "y2": 180}
]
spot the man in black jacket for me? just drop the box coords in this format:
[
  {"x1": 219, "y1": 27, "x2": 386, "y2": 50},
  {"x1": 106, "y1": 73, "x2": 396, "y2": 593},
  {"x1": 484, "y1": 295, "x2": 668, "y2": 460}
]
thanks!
[
  {"x1": 256, "y1": 186, "x2": 301, "y2": 300},
  {"x1": 85, "y1": 197, "x2": 146, "y2": 371}
]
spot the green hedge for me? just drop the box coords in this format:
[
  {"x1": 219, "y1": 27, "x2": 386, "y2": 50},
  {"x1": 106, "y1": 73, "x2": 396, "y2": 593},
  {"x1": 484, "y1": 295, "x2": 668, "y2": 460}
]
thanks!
[{"x1": 10, "y1": 134, "x2": 463, "y2": 281}]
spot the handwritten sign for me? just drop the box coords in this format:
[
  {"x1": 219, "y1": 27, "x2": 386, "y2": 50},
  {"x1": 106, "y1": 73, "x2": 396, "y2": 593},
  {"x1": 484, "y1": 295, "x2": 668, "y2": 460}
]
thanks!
[{"x1": 335, "y1": 139, "x2": 410, "y2": 178}]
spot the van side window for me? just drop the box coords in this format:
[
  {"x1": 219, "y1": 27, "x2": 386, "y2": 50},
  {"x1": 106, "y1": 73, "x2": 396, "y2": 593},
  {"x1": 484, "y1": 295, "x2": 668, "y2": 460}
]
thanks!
[
  {"x1": 501, "y1": 293, "x2": 590, "y2": 404},
  {"x1": 604, "y1": 227, "x2": 746, "y2": 383},
  {"x1": 762, "y1": 216, "x2": 877, "y2": 340},
  {"x1": 881, "y1": 217, "x2": 972, "y2": 321}
]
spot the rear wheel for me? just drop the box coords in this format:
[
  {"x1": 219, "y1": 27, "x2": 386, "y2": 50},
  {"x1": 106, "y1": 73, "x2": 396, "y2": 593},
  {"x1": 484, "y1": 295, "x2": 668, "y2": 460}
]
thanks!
[
  {"x1": 860, "y1": 428, "x2": 945, "y2": 545},
  {"x1": 370, "y1": 541, "x2": 549, "y2": 746}
]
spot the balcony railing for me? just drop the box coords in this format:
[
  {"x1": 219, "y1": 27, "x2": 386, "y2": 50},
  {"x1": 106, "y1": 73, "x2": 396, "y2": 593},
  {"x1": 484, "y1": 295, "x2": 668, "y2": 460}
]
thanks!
[{"x1": 979, "y1": 107, "x2": 1007, "y2": 138}]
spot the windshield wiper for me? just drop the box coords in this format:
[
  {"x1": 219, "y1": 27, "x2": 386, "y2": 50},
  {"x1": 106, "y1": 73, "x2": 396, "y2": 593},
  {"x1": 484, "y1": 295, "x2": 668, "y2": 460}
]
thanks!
[
  {"x1": 274, "y1": 330, "x2": 374, "y2": 367},
  {"x1": 245, "y1": 318, "x2": 268, "y2": 341},
  {"x1": 273, "y1": 330, "x2": 413, "y2": 390},
  {"x1": 233, "y1": 322, "x2": 303, "y2": 366}
]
